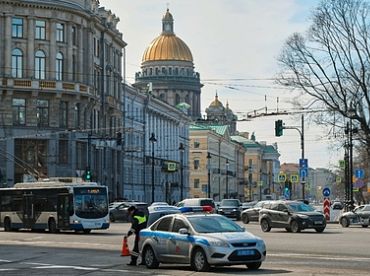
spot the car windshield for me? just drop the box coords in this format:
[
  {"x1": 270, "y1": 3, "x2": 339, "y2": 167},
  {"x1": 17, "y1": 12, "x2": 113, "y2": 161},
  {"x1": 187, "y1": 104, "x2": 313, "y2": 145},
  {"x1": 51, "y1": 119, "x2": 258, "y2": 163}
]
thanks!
[
  {"x1": 221, "y1": 199, "x2": 239, "y2": 207},
  {"x1": 287, "y1": 202, "x2": 315, "y2": 212},
  {"x1": 188, "y1": 215, "x2": 244, "y2": 233}
]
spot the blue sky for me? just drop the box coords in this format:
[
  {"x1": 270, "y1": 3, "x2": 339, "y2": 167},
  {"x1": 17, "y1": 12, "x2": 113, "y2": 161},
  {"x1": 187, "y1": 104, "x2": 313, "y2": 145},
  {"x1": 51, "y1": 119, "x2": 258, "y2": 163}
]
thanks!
[{"x1": 99, "y1": 0, "x2": 341, "y2": 169}]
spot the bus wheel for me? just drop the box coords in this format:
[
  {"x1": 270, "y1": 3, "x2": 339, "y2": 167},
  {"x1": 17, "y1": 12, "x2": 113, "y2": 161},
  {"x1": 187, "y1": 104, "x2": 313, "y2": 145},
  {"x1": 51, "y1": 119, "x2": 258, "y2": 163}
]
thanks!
[
  {"x1": 4, "y1": 217, "x2": 11, "y2": 232},
  {"x1": 48, "y1": 218, "x2": 58, "y2": 233},
  {"x1": 83, "y1": 229, "x2": 91, "y2": 234}
]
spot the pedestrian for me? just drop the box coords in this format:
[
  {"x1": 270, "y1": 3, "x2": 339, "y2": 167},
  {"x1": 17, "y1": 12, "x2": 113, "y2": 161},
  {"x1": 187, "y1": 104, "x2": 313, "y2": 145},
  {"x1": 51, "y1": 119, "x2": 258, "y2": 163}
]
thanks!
[{"x1": 125, "y1": 205, "x2": 148, "y2": 266}]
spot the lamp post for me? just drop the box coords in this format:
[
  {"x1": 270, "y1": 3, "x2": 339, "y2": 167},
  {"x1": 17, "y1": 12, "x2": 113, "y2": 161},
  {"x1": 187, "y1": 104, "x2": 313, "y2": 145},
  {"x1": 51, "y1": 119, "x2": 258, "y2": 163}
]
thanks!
[
  {"x1": 225, "y1": 159, "x2": 229, "y2": 199},
  {"x1": 207, "y1": 152, "x2": 211, "y2": 198},
  {"x1": 179, "y1": 143, "x2": 185, "y2": 200},
  {"x1": 149, "y1": 133, "x2": 157, "y2": 203}
]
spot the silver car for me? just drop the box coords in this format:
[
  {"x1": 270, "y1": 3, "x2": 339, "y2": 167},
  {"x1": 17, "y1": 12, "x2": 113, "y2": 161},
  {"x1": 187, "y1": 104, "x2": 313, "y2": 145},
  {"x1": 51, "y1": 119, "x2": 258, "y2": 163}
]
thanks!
[{"x1": 139, "y1": 213, "x2": 266, "y2": 272}]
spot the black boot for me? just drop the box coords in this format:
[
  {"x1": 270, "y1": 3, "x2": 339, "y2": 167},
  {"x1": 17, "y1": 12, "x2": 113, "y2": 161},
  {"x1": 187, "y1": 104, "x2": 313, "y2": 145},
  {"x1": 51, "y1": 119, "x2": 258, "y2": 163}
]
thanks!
[{"x1": 127, "y1": 260, "x2": 137, "y2": 266}]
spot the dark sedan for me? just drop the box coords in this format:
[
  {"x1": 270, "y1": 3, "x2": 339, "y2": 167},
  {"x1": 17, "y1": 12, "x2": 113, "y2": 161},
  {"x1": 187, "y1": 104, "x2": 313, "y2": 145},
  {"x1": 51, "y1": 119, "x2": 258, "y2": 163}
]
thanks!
[
  {"x1": 339, "y1": 204, "x2": 370, "y2": 228},
  {"x1": 217, "y1": 199, "x2": 242, "y2": 220},
  {"x1": 109, "y1": 201, "x2": 148, "y2": 222},
  {"x1": 241, "y1": 201, "x2": 272, "y2": 224}
]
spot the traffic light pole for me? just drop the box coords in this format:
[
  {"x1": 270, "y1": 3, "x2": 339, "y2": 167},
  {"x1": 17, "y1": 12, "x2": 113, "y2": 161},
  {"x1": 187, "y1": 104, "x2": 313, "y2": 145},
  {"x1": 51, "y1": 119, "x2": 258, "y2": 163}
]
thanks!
[{"x1": 281, "y1": 115, "x2": 305, "y2": 199}]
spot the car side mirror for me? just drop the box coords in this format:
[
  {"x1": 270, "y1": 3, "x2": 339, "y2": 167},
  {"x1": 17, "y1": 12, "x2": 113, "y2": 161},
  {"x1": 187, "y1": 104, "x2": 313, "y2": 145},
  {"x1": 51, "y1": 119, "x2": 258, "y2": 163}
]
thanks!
[{"x1": 179, "y1": 228, "x2": 189, "y2": 235}]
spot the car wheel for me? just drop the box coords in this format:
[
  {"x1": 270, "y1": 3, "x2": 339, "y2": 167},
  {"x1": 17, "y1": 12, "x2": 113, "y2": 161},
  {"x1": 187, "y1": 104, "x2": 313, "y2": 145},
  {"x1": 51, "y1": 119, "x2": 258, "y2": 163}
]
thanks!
[
  {"x1": 340, "y1": 217, "x2": 349, "y2": 227},
  {"x1": 285, "y1": 227, "x2": 292, "y2": 232},
  {"x1": 109, "y1": 213, "x2": 115, "y2": 222},
  {"x1": 361, "y1": 224, "x2": 368, "y2": 228},
  {"x1": 315, "y1": 227, "x2": 325, "y2": 233},
  {"x1": 48, "y1": 218, "x2": 58, "y2": 233},
  {"x1": 290, "y1": 220, "x2": 300, "y2": 233},
  {"x1": 191, "y1": 248, "x2": 210, "y2": 272},
  {"x1": 246, "y1": 261, "x2": 262, "y2": 270},
  {"x1": 260, "y1": 218, "x2": 271, "y2": 232},
  {"x1": 143, "y1": 245, "x2": 159, "y2": 269},
  {"x1": 4, "y1": 217, "x2": 11, "y2": 232},
  {"x1": 242, "y1": 214, "x2": 250, "y2": 224}
]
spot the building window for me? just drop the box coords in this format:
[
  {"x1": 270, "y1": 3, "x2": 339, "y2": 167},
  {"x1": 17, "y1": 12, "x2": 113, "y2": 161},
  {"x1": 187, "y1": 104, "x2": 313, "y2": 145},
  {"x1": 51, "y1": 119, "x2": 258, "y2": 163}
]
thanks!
[
  {"x1": 56, "y1": 52, "x2": 63, "y2": 80},
  {"x1": 12, "y1": 17, "x2": 23, "y2": 38},
  {"x1": 37, "y1": 99, "x2": 49, "y2": 127},
  {"x1": 59, "y1": 140, "x2": 69, "y2": 164},
  {"x1": 193, "y1": 141, "x2": 200, "y2": 148},
  {"x1": 11, "y1": 48, "x2": 23, "y2": 78},
  {"x1": 35, "y1": 20, "x2": 46, "y2": 40},
  {"x1": 194, "y1": 179, "x2": 200, "y2": 189},
  {"x1": 56, "y1": 23, "x2": 64, "y2": 42},
  {"x1": 72, "y1": 55, "x2": 76, "y2": 81},
  {"x1": 12, "y1": 98, "x2": 26, "y2": 125},
  {"x1": 193, "y1": 160, "x2": 200, "y2": 170},
  {"x1": 35, "y1": 50, "x2": 46, "y2": 79},
  {"x1": 72, "y1": 26, "x2": 77, "y2": 45},
  {"x1": 59, "y1": 101, "x2": 68, "y2": 128},
  {"x1": 74, "y1": 103, "x2": 80, "y2": 128}
]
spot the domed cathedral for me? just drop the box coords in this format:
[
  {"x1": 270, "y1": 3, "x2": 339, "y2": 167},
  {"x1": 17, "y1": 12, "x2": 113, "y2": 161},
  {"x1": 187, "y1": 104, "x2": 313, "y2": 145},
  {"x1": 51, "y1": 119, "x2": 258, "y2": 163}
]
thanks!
[
  {"x1": 134, "y1": 9, "x2": 202, "y2": 119},
  {"x1": 205, "y1": 93, "x2": 238, "y2": 135}
]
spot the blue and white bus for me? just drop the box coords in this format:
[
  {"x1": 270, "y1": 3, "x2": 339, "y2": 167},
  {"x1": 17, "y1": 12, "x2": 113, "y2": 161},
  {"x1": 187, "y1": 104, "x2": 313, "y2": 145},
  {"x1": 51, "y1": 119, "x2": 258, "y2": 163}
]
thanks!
[{"x1": 0, "y1": 178, "x2": 110, "y2": 233}]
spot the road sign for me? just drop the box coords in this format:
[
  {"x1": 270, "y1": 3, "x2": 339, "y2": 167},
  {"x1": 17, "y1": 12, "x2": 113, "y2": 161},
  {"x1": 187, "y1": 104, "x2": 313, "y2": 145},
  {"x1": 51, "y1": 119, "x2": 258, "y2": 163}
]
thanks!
[
  {"x1": 339, "y1": 160, "x2": 345, "y2": 169},
  {"x1": 323, "y1": 198, "x2": 330, "y2": 221},
  {"x1": 299, "y1": 158, "x2": 308, "y2": 168},
  {"x1": 299, "y1": 159, "x2": 308, "y2": 180},
  {"x1": 300, "y1": 168, "x2": 308, "y2": 179},
  {"x1": 355, "y1": 169, "x2": 364, "y2": 179},
  {"x1": 290, "y1": 174, "x2": 299, "y2": 183},
  {"x1": 278, "y1": 173, "x2": 286, "y2": 183},
  {"x1": 322, "y1": 187, "x2": 331, "y2": 197}
]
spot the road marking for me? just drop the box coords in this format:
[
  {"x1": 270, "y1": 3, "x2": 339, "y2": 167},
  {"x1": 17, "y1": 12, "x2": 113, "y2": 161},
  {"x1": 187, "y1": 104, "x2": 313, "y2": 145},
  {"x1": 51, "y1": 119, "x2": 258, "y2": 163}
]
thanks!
[{"x1": 269, "y1": 253, "x2": 370, "y2": 262}]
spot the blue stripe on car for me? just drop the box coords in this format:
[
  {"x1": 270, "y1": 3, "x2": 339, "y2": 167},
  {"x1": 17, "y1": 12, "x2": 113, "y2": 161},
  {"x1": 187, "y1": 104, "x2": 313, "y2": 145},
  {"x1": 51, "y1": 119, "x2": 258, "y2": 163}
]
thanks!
[{"x1": 140, "y1": 230, "x2": 210, "y2": 246}]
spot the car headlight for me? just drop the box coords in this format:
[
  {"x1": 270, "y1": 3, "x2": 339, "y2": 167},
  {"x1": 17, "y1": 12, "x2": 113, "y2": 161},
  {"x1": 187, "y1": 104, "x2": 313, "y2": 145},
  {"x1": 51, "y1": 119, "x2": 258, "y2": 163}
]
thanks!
[
  {"x1": 73, "y1": 220, "x2": 80, "y2": 224},
  {"x1": 256, "y1": 238, "x2": 265, "y2": 247},
  {"x1": 208, "y1": 239, "x2": 230, "y2": 248}
]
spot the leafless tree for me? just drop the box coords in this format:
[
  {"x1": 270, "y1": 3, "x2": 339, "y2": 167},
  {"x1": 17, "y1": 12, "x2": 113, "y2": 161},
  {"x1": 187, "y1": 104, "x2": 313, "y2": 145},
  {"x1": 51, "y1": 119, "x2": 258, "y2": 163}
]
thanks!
[{"x1": 277, "y1": 0, "x2": 370, "y2": 159}]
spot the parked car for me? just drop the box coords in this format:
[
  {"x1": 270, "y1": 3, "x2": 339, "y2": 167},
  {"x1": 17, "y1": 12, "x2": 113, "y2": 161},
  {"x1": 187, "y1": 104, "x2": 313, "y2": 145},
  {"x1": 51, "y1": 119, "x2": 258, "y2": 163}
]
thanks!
[
  {"x1": 241, "y1": 201, "x2": 272, "y2": 224},
  {"x1": 339, "y1": 204, "x2": 370, "y2": 228},
  {"x1": 331, "y1": 201, "x2": 344, "y2": 210},
  {"x1": 241, "y1": 201, "x2": 258, "y2": 211},
  {"x1": 176, "y1": 198, "x2": 216, "y2": 213},
  {"x1": 217, "y1": 199, "x2": 242, "y2": 220},
  {"x1": 150, "y1": 202, "x2": 170, "y2": 207},
  {"x1": 259, "y1": 200, "x2": 326, "y2": 233},
  {"x1": 139, "y1": 213, "x2": 266, "y2": 272},
  {"x1": 109, "y1": 201, "x2": 148, "y2": 222},
  {"x1": 147, "y1": 205, "x2": 180, "y2": 226}
]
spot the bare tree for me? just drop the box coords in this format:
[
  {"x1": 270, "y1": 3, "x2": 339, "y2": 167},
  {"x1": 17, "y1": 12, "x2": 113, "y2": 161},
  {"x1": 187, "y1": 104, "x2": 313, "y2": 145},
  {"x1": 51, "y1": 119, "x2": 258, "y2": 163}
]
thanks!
[{"x1": 277, "y1": 0, "x2": 370, "y2": 159}]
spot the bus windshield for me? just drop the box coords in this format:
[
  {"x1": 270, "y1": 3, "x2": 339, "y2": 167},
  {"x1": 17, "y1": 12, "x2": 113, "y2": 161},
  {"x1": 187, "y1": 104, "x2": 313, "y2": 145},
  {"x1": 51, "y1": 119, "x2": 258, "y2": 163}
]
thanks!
[{"x1": 74, "y1": 187, "x2": 108, "y2": 219}]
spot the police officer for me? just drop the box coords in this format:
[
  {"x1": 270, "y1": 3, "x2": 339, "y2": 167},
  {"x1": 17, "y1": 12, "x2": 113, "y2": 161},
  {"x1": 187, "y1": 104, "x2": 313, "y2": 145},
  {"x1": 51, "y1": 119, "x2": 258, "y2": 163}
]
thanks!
[{"x1": 126, "y1": 205, "x2": 147, "y2": 266}]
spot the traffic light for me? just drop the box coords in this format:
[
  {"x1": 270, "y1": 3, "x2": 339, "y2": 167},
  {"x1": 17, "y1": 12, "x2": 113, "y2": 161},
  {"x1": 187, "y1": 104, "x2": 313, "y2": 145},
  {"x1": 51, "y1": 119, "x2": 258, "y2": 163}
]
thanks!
[
  {"x1": 116, "y1": 131, "x2": 122, "y2": 146},
  {"x1": 275, "y1": 120, "x2": 283, "y2": 137},
  {"x1": 85, "y1": 167, "x2": 91, "y2": 181}
]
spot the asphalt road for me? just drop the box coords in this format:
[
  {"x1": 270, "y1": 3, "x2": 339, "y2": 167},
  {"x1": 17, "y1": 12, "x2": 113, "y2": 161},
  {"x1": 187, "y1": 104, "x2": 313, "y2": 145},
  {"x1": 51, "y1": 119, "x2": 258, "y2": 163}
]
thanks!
[{"x1": 0, "y1": 222, "x2": 369, "y2": 275}]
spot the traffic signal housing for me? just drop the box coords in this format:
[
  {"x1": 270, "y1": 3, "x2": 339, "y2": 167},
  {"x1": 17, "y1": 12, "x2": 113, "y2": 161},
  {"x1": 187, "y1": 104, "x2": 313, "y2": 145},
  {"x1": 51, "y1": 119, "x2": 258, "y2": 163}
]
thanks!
[
  {"x1": 84, "y1": 167, "x2": 91, "y2": 182},
  {"x1": 275, "y1": 120, "x2": 283, "y2": 137}
]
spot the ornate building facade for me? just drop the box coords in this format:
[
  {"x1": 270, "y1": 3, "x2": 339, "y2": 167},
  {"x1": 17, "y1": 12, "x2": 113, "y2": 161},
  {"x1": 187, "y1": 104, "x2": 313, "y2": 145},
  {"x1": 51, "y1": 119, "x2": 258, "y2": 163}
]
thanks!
[
  {"x1": 0, "y1": 0, "x2": 125, "y2": 200},
  {"x1": 134, "y1": 9, "x2": 202, "y2": 120}
]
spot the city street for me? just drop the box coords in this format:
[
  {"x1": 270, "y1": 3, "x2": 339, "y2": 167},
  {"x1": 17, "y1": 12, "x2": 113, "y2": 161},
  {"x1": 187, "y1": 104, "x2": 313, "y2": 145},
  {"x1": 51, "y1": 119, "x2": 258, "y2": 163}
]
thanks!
[{"x1": 1, "y1": 222, "x2": 370, "y2": 275}]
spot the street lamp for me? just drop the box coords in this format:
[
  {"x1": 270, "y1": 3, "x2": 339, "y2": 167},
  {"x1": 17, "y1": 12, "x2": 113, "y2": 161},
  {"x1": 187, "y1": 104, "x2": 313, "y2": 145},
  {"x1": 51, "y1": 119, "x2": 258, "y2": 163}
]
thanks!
[
  {"x1": 149, "y1": 133, "x2": 157, "y2": 203},
  {"x1": 179, "y1": 143, "x2": 185, "y2": 200},
  {"x1": 207, "y1": 152, "x2": 211, "y2": 198},
  {"x1": 225, "y1": 159, "x2": 229, "y2": 199}
]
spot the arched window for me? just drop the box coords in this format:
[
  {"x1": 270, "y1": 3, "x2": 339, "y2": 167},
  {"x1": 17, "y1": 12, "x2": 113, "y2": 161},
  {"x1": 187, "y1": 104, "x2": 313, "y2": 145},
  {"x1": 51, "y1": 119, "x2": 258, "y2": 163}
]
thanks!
[
  {"x1": 11, "y1": 48, "x2": 23, "y2": 78},
  {"x1": 175, "y1": 94, "x2": 181, "y2": 105},
  {"x1": 35, "y1": 50, "x2": 46, "y2": 79},
  {"x1": 56, "y1": 52, "x2": 63, "y2": 80}
]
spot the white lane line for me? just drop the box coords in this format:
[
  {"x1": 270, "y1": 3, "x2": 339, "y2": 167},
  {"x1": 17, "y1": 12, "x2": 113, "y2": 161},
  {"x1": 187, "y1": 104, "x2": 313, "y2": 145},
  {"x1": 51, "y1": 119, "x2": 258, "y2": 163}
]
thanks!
[{"x1": 268, "y1": 253, "x2": 370, "y2": 262}]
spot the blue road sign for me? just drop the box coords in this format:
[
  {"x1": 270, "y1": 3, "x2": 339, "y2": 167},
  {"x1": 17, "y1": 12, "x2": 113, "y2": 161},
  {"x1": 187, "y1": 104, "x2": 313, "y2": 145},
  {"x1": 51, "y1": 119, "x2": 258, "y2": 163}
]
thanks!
[
  {"x1": 355, "y1": 169, "x2": 364, "y2": 179},
  {"x1": 300, "y1": 168, "x2": 308, "y2": 179},
  {"x1": 322, "y1": 187, "x2": 331, "y2": 197},
  {"x1": 299, "y1": 158, "x2": 308, "y2": 168}
]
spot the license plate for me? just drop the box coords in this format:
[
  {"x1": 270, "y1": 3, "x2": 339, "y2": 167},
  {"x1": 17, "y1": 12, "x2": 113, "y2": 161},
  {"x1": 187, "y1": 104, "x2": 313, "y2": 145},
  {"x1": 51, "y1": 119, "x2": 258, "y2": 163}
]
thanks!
[
  {"x1": 225, "y1": 211, "x2": 231, "y2": 214},
  {"x1": 314, "y1": 221, "x2": 323, "y2": 225},
  {"x1": 237, "y1": 250, "x2": 254, "y2": 256}
]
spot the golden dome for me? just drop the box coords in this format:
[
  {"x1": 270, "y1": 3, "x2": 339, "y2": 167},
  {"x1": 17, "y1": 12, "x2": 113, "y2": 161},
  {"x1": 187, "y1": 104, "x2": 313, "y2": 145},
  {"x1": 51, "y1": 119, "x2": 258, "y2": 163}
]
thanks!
[
  {"x1": 142, "y1": 9, "x2": 193, "y2": 62},
  {"x1": 142, "y1": 34, "x2": 193, "y2": 62},
  {"x1": 209, "y1": 94, "x2": 224, "y2": 108}
]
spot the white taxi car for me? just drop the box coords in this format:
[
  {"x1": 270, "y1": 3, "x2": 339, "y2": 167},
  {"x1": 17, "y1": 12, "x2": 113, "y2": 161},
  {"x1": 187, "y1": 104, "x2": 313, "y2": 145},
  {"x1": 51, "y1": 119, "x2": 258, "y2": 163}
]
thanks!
[{"x1": 139, "y1": 212, "x2": 266, "y2": 272}]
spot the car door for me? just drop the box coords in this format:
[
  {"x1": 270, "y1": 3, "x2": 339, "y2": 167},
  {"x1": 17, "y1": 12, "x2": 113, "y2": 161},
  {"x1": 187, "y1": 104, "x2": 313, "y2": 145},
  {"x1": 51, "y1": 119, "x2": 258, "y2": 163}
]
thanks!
[
  {"x1": 167, "y1": 218, "x2": 192, "y2": 263},
  {"x1": 152, "y1": 216, "x2": 174, "y2": 260},
  {"x1": 359, "y1": 205, "x2": 370, "y2": 224},
  {"x1": 276, "y1": 203, "x2": 290, "y2": 227}
]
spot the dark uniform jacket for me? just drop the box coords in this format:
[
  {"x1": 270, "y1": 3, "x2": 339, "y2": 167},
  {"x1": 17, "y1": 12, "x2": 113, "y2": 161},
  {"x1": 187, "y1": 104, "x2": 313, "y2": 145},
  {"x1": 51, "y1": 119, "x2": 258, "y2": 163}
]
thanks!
[{"x1": 128, "y1": 209, "x2": 147, "y2": 236}]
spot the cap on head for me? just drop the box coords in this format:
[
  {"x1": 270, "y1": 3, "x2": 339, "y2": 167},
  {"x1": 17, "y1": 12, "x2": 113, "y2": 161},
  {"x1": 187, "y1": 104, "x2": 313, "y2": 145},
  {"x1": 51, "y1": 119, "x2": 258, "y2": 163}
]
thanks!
[{"x1": 127, "y1": 205, "x2": 136, "y2": 212}]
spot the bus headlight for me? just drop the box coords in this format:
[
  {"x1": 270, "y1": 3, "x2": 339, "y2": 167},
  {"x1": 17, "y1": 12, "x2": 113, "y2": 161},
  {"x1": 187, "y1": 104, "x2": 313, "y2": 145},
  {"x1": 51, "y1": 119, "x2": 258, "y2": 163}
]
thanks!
[{"x1": 73, "y1": 220, "x2": 81, "y2": 224}]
